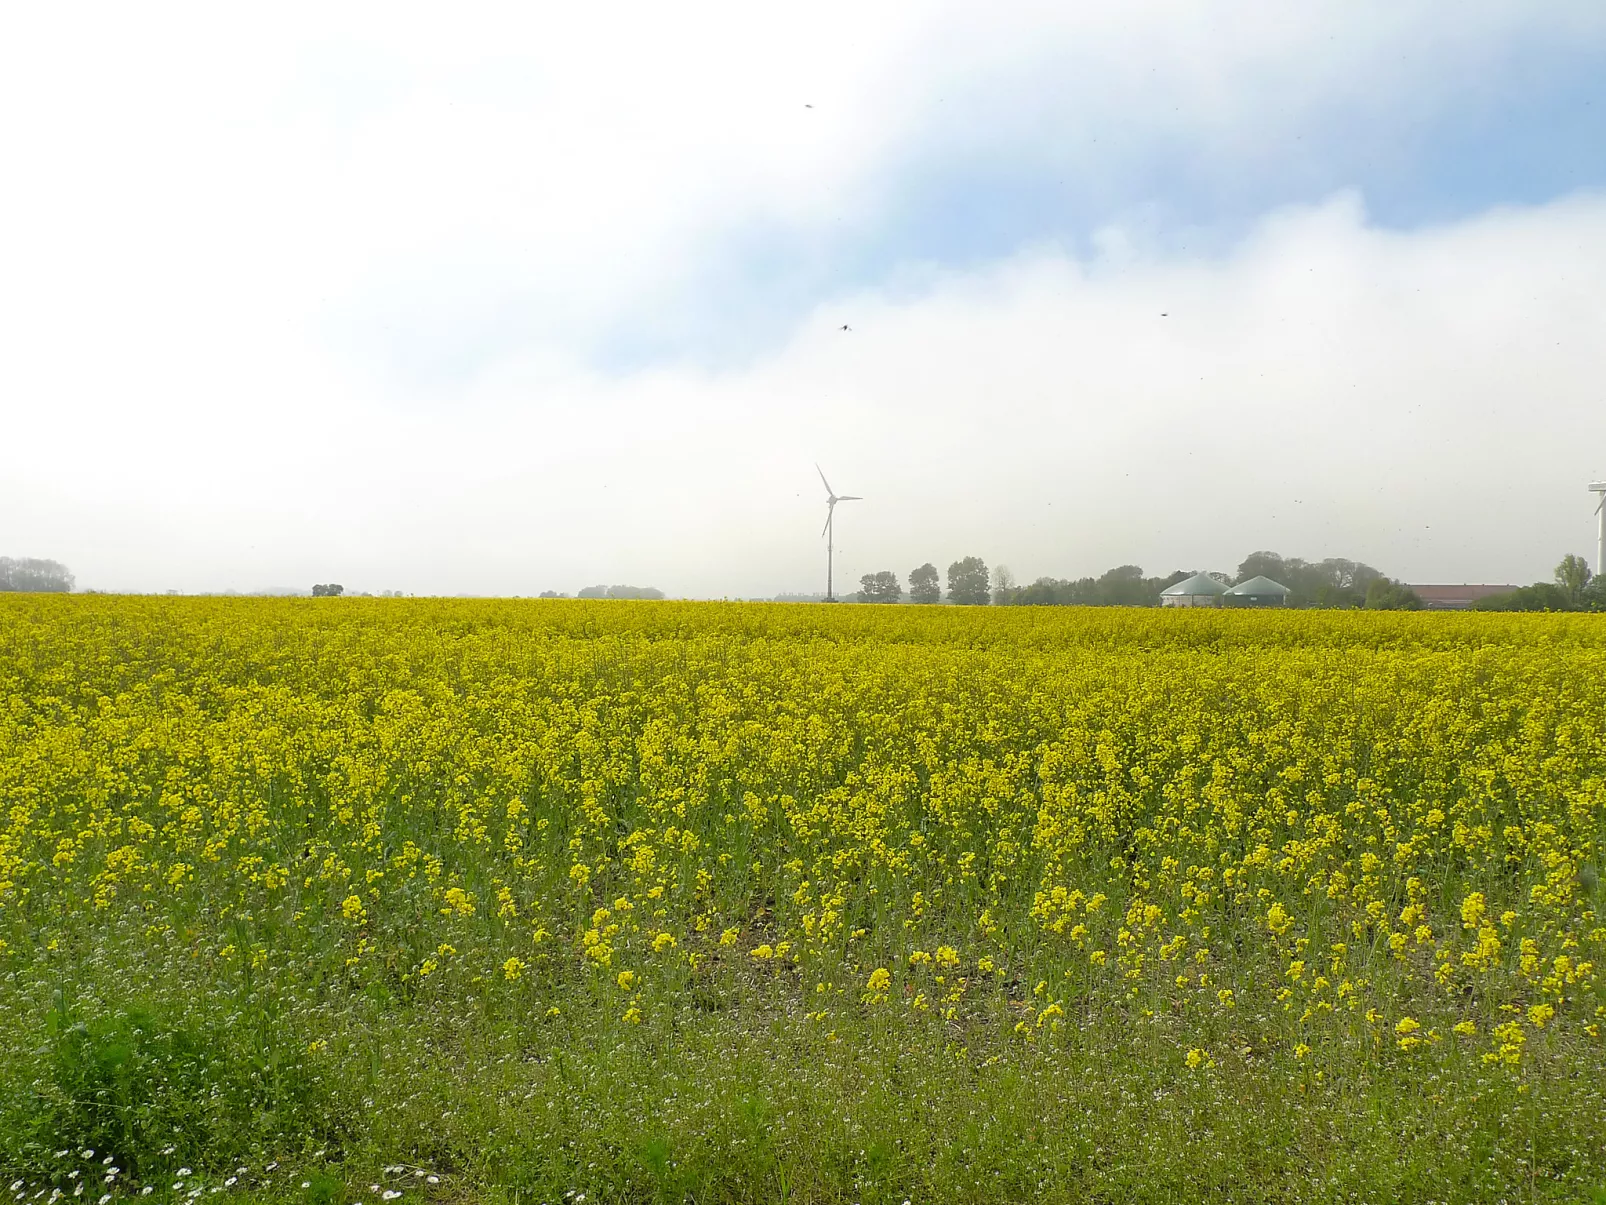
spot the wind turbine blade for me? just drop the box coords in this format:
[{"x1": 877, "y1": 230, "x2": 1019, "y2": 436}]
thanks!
[
  {"x1": 816, "y1": 463, "x2": 834, "y2": 496},
  {"x1": 837, "y1": 495, "x2": 863, "y2": 501},
  {"x1": 1597, "y1": 496, "x2": 1604, "y2": 515},
  {"x1": 821, "y1": 504, "x2": 834, "y2": 538}
]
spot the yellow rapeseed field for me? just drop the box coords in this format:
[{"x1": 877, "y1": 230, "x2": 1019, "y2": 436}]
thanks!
[{"x1": 2, "y1": 595, "x2": 1604, "y2": 1200}]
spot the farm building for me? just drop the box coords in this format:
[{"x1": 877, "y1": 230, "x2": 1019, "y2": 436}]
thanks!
[
  {"x1": 1159, "y1": 573, "x2": 1229, "y2": 607},
  {"x1": 1222, "y1": 575, "x2": 1290, "y2": 607}
]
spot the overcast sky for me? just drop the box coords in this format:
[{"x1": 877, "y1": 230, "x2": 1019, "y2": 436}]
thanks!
[{"x1": 3, "y1": 2, "x2": 1605, "y2": 597}]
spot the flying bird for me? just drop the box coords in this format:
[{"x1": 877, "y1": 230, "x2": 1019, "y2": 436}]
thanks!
[{"x1": 840, "y1": 324, "x2": 851, "y2": 331}]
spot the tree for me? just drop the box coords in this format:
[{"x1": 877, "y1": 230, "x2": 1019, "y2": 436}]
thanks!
[
  {"x1": 1555, "y1": 554, "x2": 1593, "y2": 605},
  {"x1": 991, "y1": 565, "x2": 1019, "y2": 606},
  {"x1": 1236, "y1": 551, "x2": 1288, "y2": 587},
  {"x1": 856, "y1": 570, "x2": 902, "y2": 603},
  {"x1": 946, "y1": 557, "x2": 990, "y2": 605},
  {"x1": 0, "y1": 557, "x2": 74, "y2": 592},
  {"x1": 908, "y1": 563, "x2": 941, "y2": 604},
  {"x1": 1235, "y1": 551, "x2": 1384, "y2": 608},
  {"x1": 1470, "y1": 583, "x2": 1572, "y2": 612},
  {"x1": 1364, "y1": 578, "x2": 1422, "y2": 610},
  {"x1": 578, "y1": 584, "x2": 664, "y2": 599},
  {"x1": 999, "y1": 567, "x2": 1189, "y2": 607},
  {"x1": 311, "y1": 583, "x2": 344, "y2": 597},
  {"x1": 1095, "y1": 564, "x2": 1151, "y2": 606}
]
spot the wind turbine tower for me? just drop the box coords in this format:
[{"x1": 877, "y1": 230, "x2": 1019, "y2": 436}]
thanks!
[
  {"x1": 816, "y1": 464, "x2": 861, "y2": 602},
  {"x1": 1592, "y1": 481, "x2": 1606, "y2": 576}
]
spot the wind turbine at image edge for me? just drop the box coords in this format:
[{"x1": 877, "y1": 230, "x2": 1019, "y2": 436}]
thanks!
[
  {"x1": 1592, "y1": 481, "x2": 1606, "y2": 576},
  {"x1": 817, "y1": 464, "x2": 862, "y2": 602}
]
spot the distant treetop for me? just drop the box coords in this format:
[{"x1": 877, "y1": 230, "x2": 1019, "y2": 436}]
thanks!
[
  {"x1": 0, "y1": 557, "x2": 74, "y2": 593},
  {"x1": 578, "y1": 585, "x2": 665, "y2": 600}
]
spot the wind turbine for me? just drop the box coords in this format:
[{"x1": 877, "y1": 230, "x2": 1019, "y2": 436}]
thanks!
[
  {"x1": 1592, "y1": 481, "x2": 1606, "y2": 576},
  {"x1": 817, "y1": 464, "x2": 861, "y2": 602}
]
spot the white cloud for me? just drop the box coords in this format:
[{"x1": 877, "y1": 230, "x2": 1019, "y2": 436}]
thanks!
[{"x1": 7, "y1": 190, "x2": 1604, "y2": 594}]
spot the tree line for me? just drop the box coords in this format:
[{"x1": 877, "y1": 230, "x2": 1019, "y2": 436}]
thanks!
[
  {"x1": 856, "y1": 550, "x2": 1424, "y2": 609},
  {"x1": 1470, "y1": 554, "x2": 1606, "y2": 612},
  {"x1": 0, "y1": 557, "x2": 73, "y2": 592}
]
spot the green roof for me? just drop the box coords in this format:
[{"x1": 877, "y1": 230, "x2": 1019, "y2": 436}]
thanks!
[
  {"x1": 1223, "y1": 575, "x2": 1290, "y2": 596},
  {"x1": 1159, "y1": 573, "x2": 1228, "y2": 596}
]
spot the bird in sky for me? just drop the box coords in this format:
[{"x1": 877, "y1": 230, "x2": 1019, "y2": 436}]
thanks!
[{"x1": 840, "y1": 324, "x2": 851, "y2": 331}]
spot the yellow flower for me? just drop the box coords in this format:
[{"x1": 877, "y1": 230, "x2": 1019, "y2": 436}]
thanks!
[
  {"x1": 340, "y1": 895, "x2": 367, "y2": 923},
  {"x1": 1395, "y1": 1016, "x2": 1421, "y2": 1049},
  {"x1": 617, "y1": 969, "x2": 638, "y2": 992},
  {"x1": 441, "y1": 886, "x2": 476, "y2": 917},
  {"x1": 502, "y1": 956, "x2": 526, "y2": 981}
]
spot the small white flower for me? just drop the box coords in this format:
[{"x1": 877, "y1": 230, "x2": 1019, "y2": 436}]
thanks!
[
  {"x1": 300, "y1": 1185, "x2": 310, "y2": 1191},
  {"x1": 425, "y1": 1179, "x2": 438, "y2": 1187},
  {"x1": 80, "y1": 1153, "x2": 93, "y2": 1161},
  {"x1": 223, "y1": 1179, "x2": 235, "y2": 1188},
  {"x1": 141, "y1": 1190, "x2": 153, "y2": 1198},
  {"x1": 98, "y1": 1197, "x2": 110, "y2": 1205},
  {"x1": 176, "y1": 1172, "x2": 190, "y2": 1180},
  {"x1": 382, "y1": 1192, "x2": 400, "y2": 1200}
]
